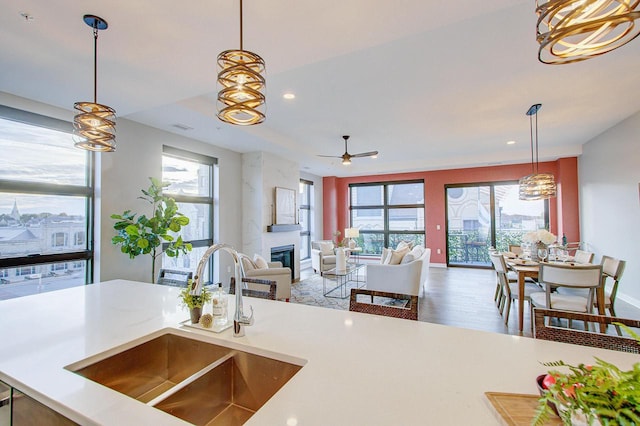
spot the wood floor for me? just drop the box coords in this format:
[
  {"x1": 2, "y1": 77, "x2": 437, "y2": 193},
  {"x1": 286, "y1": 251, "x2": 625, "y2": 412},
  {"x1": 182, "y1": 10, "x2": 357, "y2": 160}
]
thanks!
[{"x1": 302, "y1": 265, "x2": 640, "y2": 338}]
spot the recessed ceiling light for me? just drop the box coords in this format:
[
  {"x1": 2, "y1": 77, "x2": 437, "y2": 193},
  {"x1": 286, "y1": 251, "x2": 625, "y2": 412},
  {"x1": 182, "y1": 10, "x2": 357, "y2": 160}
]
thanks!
[
  {"x1": 506, "y1": 140, "x2": 516, "y2": 145},
  {"x1": 283, "y1": 93, "x2": 295, "y2": 100},
  {"x1": 172, "y1": 123, "x2": 193, "y2": 131}
]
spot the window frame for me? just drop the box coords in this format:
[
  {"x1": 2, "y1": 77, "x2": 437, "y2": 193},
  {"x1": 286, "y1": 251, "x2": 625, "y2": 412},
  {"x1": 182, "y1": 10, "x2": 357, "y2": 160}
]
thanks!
[
  {"x1": 0, "y1": 105, "x2": 94, "y2": 283},
  {"x1": 349, "y1": 179, "x2": 425, "y2": 254},
  {"x1": 299, "y1": 179, "x2": 313, "y2": 260}
]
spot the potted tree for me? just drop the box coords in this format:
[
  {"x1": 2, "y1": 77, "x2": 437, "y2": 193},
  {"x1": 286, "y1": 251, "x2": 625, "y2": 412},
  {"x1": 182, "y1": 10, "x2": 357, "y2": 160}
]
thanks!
[{"x1": 111, "y1": 177, "x2": 192, "y2": 283}]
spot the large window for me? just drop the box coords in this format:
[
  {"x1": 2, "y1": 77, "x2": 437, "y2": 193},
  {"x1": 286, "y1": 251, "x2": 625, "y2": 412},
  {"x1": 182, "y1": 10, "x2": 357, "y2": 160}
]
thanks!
[
  {"x1": 0, "y1": 106, "x2": 93, "y2": 300},
  {"x1": 299, "y1": 179, "x2": 313, "y2": 260},
  {"x1": 350, "y1": 180, "x2": 425, "y2": 255},
  {"x1": 446, "y1": 182, "x2": 549, "y2": 267},
  {"x1": 161, "y1": 146, "x2": 216, "y2": 284}
]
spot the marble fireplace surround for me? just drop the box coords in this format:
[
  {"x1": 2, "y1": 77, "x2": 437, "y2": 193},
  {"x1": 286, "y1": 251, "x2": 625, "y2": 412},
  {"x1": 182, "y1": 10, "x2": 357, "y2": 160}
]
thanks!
[{"x1": 242, "y1": 151, "x2": 301, "y2": 282}]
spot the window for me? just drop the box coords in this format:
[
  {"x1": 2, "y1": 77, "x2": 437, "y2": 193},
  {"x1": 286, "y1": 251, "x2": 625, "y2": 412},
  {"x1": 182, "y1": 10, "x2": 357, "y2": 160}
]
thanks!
[
  {"x1": 0, "y1": 106, "x2": 93, "y2": 300},
  {"x1": 162, "y1": 146, "x2": 216, "y2": 284},
  {"x1": 350, "y1": 180, "x2": 425, "y2": 255},
  {"x1": 299, "y1": 180, "x2": 313, "y2": 260},
  {"x1": 74, "y1": 231, "x2": 85, "y2": 246},
  {"x1": 445, "y1": 182, "x2": 549, "y2": 267}
]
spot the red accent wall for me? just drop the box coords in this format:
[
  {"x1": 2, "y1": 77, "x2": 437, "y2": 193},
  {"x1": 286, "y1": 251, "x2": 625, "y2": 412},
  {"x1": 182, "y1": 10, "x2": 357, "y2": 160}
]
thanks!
[{"x1": 322, "y1": 158, "x2": 580, "y2": 264}]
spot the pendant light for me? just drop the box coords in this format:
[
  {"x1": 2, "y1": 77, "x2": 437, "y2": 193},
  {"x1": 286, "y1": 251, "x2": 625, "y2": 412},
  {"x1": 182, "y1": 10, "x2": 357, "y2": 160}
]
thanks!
[
  {"x1": 73, "y1": 15, "x2": 116, "y2": 152},
  {"x1": 536, "y1": 0, "x2": 640, "y2": 64},
  {"x1": 519, "y1": 104, "x2": 557, "y2": 201},
  {"x1": 217, "y1": 0, "x2": 266, "y2": 125}
]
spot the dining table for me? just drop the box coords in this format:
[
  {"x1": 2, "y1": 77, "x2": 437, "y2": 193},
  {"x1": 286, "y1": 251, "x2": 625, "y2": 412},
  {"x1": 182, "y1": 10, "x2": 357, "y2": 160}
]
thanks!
[{"x1": 506, "y1": 258, "x2": 606, "y2": 334}]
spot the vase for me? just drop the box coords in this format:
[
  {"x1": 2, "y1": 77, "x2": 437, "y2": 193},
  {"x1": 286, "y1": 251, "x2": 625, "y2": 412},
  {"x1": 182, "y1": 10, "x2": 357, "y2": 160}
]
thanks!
[
  {"x1": 190, "y1": 307, "x2": 202, "y2": 324},
  {"x1": 531, "y1": 242, "x2": 547, "y2": 262},
  {"x1": 336, "y1": 247, "x2": 347, "y2": 273}
]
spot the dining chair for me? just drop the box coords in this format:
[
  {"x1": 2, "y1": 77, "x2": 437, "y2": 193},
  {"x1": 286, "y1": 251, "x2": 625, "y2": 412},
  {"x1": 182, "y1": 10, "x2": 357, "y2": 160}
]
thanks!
[
  {"x1": 349, "y1": 288, "x2": 418, "y2": 320},
  {"x1": 573, "y1": 249, "x2": 594, "y2": 264},
  {"x1": 533, "y1": 308, "x2": 640, "y2": 353},
  {"x1": 530, "y1": 263, "x2": 603, "y2": 330},
  {"x1": 490, "y1": 252, "x2": 539, "y2": 325},
  {"x1": 157, "y1": 269, "x2": 193, "y2": 287},
  {"x1": 507, "y1": 244, "x2": 523, "y2": 256},
  {"x1": 229, "y1": 277, "x2": 277, "y2": 300},
  {"x1": 596, "y1": 255, "x2": 627, "y2": 334}
]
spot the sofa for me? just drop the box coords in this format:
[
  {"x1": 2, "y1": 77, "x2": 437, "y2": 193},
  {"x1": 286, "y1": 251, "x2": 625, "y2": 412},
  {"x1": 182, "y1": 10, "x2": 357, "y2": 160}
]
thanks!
[
  {"x1": 366, "y1": 245, "x2": 431, "y2": 296},
  {"x1": 238, "y1": 253, "x2": 291, "y2": 301},
  {"x1": 310, "y1": 240, "x2": 337, "y2": 275}
]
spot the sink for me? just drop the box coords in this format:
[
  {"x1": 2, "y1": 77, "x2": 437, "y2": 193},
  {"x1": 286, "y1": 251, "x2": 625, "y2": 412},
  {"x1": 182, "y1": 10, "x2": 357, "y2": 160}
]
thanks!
[{"x1": 68, "y1": 330, "x2": 304, "y2": 425}]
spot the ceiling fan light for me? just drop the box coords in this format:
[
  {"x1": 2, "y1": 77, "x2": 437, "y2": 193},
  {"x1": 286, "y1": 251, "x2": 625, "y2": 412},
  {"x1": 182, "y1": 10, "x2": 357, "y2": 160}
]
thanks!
[
  {"x1": 536, "y1": 0, "x2": 640, "y2": 64},
  {"x1": 342, "y1": 157, "x2": 351, "y2": 165}
]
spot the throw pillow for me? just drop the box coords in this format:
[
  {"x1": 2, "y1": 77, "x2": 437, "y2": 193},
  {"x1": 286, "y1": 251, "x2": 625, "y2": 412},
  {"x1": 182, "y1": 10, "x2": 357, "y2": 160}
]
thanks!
[
  {"x1": 319, "y1": 241, "x2": 334, "y2": 256},
  {"x1": 253, "y1": 254, "x2": 269, "y2": 269},
  {"x1": 400, "y1": 252, "x2": 416, "y2": 264},
  {"x1": 380, "y1": 247, "x2": 391, "y2": 264},
  {"x1": 388, "y1": 246, "x2": 410, "y2": 265},
  {"x1": 240, "y1": 256, "x2": 256, "y2": 272},
  {"x1": 395, "y1": 241, "x2": 410, "y2": 251}
]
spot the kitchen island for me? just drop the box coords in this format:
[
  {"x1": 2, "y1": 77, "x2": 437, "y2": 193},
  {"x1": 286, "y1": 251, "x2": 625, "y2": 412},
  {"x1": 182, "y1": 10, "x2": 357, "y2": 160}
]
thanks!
[{"x1": 0, "y1": 280, "x2": 637, "y2": 425}]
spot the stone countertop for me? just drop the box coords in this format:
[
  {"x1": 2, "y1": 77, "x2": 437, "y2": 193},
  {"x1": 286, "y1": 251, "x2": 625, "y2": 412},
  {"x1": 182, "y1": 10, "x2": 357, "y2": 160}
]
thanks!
[{"x1": 0, "y1": 280, "x2": 638, "y2": 425}]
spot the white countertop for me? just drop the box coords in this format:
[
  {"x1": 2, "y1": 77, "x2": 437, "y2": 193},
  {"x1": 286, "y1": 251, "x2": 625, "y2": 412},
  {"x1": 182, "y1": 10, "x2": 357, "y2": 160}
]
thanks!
[{"x1": 0, "y1": 280, "x2": 638, "y2": 425}]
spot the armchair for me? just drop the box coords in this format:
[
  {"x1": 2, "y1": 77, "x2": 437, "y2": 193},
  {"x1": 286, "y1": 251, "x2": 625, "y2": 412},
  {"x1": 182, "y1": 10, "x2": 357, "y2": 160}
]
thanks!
[
  {"x1": 366, "y1": 246, "x2": 431, "y2": 296},
  {"x1": 310, "y1": 240, "x2": 337, "y2": 275},
  {"x1": 238, "y1": 253, "x2": 291, "y2": 301}
]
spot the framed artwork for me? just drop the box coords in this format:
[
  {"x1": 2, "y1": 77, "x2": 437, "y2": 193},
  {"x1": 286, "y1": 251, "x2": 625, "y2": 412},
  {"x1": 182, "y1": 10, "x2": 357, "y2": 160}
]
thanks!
[{"x1": 275, "y1": 187, "x2": 296, "y2": 225}]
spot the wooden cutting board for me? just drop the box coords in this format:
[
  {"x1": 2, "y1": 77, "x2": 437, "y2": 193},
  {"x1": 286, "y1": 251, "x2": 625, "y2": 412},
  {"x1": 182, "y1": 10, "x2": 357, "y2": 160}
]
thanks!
[{"x1": 485, "y1": 392, "x2": 562, "y2": 426}]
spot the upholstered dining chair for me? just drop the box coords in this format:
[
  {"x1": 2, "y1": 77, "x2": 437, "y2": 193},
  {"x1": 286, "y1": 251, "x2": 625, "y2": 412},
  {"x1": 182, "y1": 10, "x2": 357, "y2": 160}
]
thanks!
[
  {"x1": 533, "y1": 308, "x2": 640, "y2": 353},
  {"x1": 489, "y1": 252, "x2": 539, "y2": 325},
  {"x1": 229, "y1": 277, "x2": 277, "y2": 300},
  {"x1": 596, "y1": 255, "x2": 627, "y2": 334},
  {"x1": 507, "y1": 244, "x2": 523, "y2": 256},
  {"x1": 573, "y1": 249, "x2": 595, "y2": 264},
  {"x1": 530, "y1": 263, "x2": 603, "y2": 331},
  {"x1": 349, "y1": 289, "x2": 418, "y2": 320}
]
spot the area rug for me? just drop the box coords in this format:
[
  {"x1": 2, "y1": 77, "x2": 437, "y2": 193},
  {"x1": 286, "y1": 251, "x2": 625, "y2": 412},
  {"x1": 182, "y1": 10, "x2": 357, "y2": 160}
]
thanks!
[{"x1": 290, "y1": 272, "x2": 406, "y2": 311}]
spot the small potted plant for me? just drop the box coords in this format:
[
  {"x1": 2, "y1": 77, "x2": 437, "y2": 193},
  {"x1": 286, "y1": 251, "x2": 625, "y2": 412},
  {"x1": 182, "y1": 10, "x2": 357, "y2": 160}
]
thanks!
[
  {"x1": 533, "y1": 326, "x2": 640, "y2": 425},
  {"x1": 179, "y1": 285, "x2": 211, "y2": 324}
]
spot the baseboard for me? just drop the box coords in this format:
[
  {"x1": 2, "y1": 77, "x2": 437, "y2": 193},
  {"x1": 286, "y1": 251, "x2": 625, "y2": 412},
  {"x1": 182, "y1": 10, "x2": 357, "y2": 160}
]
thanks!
[
  {"x1": 618, "y1": 293, "x2": 640, "y2": 310},
  {"x1": 430, "y1": 263, "x2": 447, "y2": 268}
]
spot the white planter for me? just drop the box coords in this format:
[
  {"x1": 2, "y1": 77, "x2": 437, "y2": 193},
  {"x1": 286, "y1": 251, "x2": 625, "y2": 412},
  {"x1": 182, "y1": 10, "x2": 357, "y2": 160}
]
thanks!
[{"x1": 336, "y1": 247, "x2": 347, "y2": 273}]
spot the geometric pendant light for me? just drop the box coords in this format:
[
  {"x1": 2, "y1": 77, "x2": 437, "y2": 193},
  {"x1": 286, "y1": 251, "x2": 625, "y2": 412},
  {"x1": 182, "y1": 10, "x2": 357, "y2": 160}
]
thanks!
[
  {"x1": 519, "y1": 104, "x2": 557, "y2": 200},
  {"x1": 217, "y1": 0, "x2": 266, "y2": 125},
  {"x1": 536, "y1": 0, "x2": 640, "y2": 64},
  {"x1": 73, "y1": 15, "x2": 116, "y2": 152}
]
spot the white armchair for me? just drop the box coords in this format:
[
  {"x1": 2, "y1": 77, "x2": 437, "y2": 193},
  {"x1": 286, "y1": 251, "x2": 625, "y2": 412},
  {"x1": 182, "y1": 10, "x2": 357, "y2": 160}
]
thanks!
[
  {"x1": 366, "y1": 247, "x2": 431, "y2": 296},
  {"x1": 238, "y1": 254, "x2": 291, "y2": 301},
  {"x1": 310, "y1": 240, "x2": 337, "y2": 275}
]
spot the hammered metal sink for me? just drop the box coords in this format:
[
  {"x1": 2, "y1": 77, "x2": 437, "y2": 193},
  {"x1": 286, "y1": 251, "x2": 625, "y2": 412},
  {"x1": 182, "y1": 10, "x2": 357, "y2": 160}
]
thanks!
[{"x1": 68, "y1": 330, "x2": 304, "y2": 425}]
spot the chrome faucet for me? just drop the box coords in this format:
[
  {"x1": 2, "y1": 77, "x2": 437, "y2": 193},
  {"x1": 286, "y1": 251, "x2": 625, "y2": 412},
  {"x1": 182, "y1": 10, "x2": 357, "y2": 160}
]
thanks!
[{"x1": 190, "y1": 243, "x2": 254, "y2": 337}]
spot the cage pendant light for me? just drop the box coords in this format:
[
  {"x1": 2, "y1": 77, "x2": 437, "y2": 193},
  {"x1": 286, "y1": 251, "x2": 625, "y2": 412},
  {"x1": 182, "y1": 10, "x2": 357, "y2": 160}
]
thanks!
[
  {"x1": 519, "y1": 104, "x2": 557, "y2": 201},
  {"x1": 217, "y1": 0, "x2": 266, "y2": 125},
  {"x1": 536, "y1": 0, "x2": 640, "y2": 64},
  {"x1": 73, "y1": 15, "x2": 116, "y2": 152}
]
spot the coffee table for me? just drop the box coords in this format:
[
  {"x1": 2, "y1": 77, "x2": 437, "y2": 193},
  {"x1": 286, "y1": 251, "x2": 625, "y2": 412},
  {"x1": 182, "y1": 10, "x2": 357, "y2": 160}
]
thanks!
[{"x1": 323, "y1": 263, "x2": 365, "y2": 299}]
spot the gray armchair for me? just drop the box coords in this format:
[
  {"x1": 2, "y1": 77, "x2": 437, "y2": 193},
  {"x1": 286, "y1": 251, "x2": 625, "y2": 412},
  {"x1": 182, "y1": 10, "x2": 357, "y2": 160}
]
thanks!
[
  {"x1": 238, "y1": 253, "x2": 291, "y2": 301},
  {"x1": 310, "y1": 240, "x2": 336, "y2": 275}
]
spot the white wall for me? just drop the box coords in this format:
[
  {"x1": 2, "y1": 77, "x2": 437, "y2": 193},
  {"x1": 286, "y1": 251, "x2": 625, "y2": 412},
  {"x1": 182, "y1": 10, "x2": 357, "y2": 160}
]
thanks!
[
  {"x1": 100, "y1": 119, "x2": 243, "y2": 284},
  {"x1": 579, "y1": 110, "x2": 640, "y2": 307},
  {"x1": 300, "y1": 171, "x2": 324, "y2": 243}
]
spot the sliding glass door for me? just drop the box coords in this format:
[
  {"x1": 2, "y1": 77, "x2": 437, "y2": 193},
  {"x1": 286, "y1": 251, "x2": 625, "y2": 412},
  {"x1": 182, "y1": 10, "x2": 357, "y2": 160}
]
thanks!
[{"x1": 446, "y1": 183, "x2": 548, "y2": 267}]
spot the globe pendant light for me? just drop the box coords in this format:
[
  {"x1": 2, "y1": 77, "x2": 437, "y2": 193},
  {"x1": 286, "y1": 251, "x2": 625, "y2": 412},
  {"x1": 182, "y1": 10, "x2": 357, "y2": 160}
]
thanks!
[
  {"x1": 217, "y1": 0, "x2": 266, "y2": 125},
  {"x1": 536, "y1": 0, "x2": 640, "y2": 64},
  {"x1": 519, "y1": 104, "x2": 557, "y2": 201},
  {"x1": 73, "y1": 15, "x2": 116, "y2": 152}
]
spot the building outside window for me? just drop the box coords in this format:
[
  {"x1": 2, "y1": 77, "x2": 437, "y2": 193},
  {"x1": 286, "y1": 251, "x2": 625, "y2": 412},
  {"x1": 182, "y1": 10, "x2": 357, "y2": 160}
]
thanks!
[
  {"x1": 299, "y1": 179, "x2": 313, "y2": 260},
  {"x1": 0, "y1": 106, "x2": 93, "y2": 300},
  {"x1": 349, "y1": 180, "x2": 425, "y2": 255},
  {"x1": 161, "y1": 146, "x2": 216, "y2": 285}
]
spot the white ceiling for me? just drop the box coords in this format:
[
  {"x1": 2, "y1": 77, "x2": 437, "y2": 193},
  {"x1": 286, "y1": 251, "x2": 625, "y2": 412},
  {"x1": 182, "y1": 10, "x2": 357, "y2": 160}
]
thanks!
[{"x1": 2, "y1": 0, "x2": 639, "y2": 177}]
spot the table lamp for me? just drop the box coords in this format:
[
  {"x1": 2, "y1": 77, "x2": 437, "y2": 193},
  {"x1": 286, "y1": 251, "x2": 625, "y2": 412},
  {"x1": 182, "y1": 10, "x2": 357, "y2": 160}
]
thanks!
[{"x1": 345, "y1": 228, "x2": 360, "y2": 249}]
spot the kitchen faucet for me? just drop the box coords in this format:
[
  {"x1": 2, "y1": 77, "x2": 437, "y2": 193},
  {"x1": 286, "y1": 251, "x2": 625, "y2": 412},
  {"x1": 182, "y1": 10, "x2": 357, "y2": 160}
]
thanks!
[{"x1": 190, "y1": 243, "x2": 253, "y2": 337}]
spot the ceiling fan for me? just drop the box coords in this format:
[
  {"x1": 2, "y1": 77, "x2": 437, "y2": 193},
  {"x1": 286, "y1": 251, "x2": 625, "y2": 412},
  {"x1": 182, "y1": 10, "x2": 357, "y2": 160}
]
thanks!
[{"x1": 318, "y1": 135, "x2": 379, "y2": 165}]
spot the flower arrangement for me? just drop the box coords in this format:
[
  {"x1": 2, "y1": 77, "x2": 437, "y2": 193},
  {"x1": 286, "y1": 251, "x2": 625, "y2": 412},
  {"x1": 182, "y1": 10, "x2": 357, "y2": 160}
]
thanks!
[
  {"x1": 179, "y1": 285, "x2": 211, "y2": 309},
  {"x1": 333, "y1": 230, "x2": 347, "y2": 248},
  {"x1": 533, "y1": 325, "x2": 640, "y2": 425},
  {"x1": 523, "y1": 229, "x2": 557, "y2": 245}
]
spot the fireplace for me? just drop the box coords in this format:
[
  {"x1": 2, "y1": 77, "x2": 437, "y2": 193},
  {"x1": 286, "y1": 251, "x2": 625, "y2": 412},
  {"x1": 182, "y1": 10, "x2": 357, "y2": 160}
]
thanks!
[{"x1": 271, "y1": 244, "x2": 295, "y2": 281}]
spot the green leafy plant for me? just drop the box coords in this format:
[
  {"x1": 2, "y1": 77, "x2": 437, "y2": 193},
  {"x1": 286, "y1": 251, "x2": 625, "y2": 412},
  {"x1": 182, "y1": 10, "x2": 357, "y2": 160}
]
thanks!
[
  {"x1": 333, "y1": 230, "x2": 346, "y2": 248},
  {"x1": 179, "y1": 285, "x2": 211, "y2": 309},
  {"x1": 533, "y1": 325, "x2": 640, "y2": 426},
  {"x1": 111, "y1": 177, "x2": 193, "y2": 283}
]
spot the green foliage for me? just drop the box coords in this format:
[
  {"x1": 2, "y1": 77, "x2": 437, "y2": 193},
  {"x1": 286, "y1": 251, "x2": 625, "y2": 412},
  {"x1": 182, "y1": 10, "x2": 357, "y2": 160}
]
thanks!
[
  {"x1": 533, "y1": 326, "x2": 640, "y2": 425},
  {"x1": 111, "y1": 177, "x2": 193, "y2": 282},
  {"x1": 179, "y1": 285, "x2": 211, "y2": 309}
]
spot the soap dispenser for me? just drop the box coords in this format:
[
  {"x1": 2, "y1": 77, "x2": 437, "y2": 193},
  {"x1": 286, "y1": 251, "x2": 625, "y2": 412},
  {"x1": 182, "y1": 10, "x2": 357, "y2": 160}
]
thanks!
[{"x1": 212, "y1": 282, "x2": 228, "y2": 326}]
